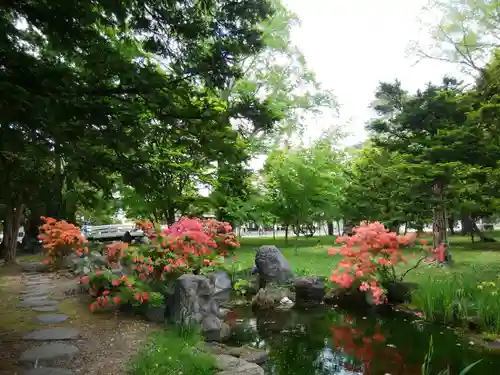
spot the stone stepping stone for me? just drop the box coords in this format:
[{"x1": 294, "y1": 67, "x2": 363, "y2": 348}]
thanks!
[
  {"x1": 19, "y1": 343, "x2": 80, "y2": 364},
  {"x1": 36, "y1": 314, "x2": 70, "y2": 324},
  {"x1": 23, "y1": 327, "x2": 79, "y2": 341},
  {"x1": 23, "y1": 368, "x2": 74, "y2": 375},
  {"x1": 22, "y1": 287, "x2": 54, "y2": 294},
  {"x1": 22, "y1": 293, "x2": 50, "y2": 300},
  {"x1": 22, "y1": 295, "x2": 50, "y2": 303},
  {"x1": 19, "y1": 299, "x2": 58, "y2": 308},
  {"x1": 32, "y1": 306, "x2": 59, "y2": 312},
  {"x1": 21, "y1": 287, "x2": 54, "y2": 294},
  {"x1": 26, "y1": 280, "x2": 53, "y2": 286}
]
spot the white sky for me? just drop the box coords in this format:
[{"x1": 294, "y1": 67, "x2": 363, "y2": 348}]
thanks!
[{"x1": 249, "y1": 0, "x2": 465, "y2": 171}]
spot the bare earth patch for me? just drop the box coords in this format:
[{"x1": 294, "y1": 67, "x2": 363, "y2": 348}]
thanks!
[{"x1": 0, "y1": 266, "x2": 160, "y2": 375}]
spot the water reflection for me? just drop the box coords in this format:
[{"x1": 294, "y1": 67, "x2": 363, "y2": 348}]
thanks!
[{"x1": 228, "y1": 305, "x2": 500, "y2": 375}]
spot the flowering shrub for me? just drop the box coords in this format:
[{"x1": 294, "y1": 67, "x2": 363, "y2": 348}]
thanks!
[
  {"x1": 80, "y1": 217, "x2": 240, "y2": 312},
  {"x1": 38, "y1": 216, "x2": 88, "y2": 266},
  {"x1": 135, "y1": 220, "x2": 154, "y2": 237},
  {"x1": 203, "y1": 219, "x2": 240, "y2": 256},
  {"x1": 329, "y1": 222, "x2": 445, "y2": 304},
  {"x1": 106, "y1": 241, "x2": 128, "y2": 267},
  {"x1": 80, "y1": 269, "x2": 163, "y2": 311}
]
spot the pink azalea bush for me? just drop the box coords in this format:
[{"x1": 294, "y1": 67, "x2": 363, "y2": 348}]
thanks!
[
  {"x1": 329, "y1": 222, "x2": 446, "y2": 304},
  {"x1": 80, "y1": 217, "x2": 240, "y2": 312}
]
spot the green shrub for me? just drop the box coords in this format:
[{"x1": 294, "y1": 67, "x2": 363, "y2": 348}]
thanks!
[
  {"x1": 127, "y1": 328, "x2": 216, "y2": 375},
  {"x1": 412, "y1": 271, "x2": 500, "y2": 332}
]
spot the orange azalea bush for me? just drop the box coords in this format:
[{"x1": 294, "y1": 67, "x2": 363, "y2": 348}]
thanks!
[
  {"x1": 135, "y1": 220, "x2": 154, "y2": 237},
  {"x1": 80, "y1": 217, "x2": 240, "y2": 312},
  {"x1": 38, "y1": 216, "x2": 88, "y2": 266},
  {"x1": 329, "y1": 222, "x2": 445, "y2": 304}
]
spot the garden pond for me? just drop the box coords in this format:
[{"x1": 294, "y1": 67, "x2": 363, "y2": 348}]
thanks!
[{"x1": 226, "y1": 305, "x2": 500, "y2": 375}]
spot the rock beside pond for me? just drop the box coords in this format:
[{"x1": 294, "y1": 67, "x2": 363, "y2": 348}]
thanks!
[
  {"x1": 168, "y1": 274, "x2": 230, "y2": 342},
  {"x1": 203, "y1": 342, "x2": 269, "y2": 365},
  {"x1": 255, "y1": 245, "x2": 294, "y2": 288},
  {"x1": 294, "y1": 276, "x2": 325, "y2": 306},
  {"x1": 208, "y1": 271, "x2": 232, "y2": 302},
  {"x1": 251, "y1": 286, "x2": 295, "y2": 310},
  {"x1": 215, "y1": 354, "x2": 264, "y2": 375},
  {"x1": 383, "y1": 281, "x2": 417, "y2": 304},
  {"x1": 323, "y1": 287, "x2": 369, "y2": 308}
]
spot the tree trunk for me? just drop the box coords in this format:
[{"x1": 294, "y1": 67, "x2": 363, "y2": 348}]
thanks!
[
  {"x1": 389, "y1": 223, "x2": 400, "y2": 234},
  {"x1": 336, "y1": 220, "x2": 341, "y2": 235},
  {"x1": 165, "y1": 208, "x2": 176, "y2": 225},
  {"x1": 284, "y1": 224, "x2": 289, "y2": 244},
  {"x1": 472, "y1": 220, "x2": 496, "y2": 242},
  {"x1": 327, "y1": 221, "x2": 334, "y2": 236},
  {"x1": 3, "y1": 203, "x2": 24, "y2": 263},
  {"x1": 432, "y1": 181, "x2": 449, "y2": 262},
  {"x1": 448, "y1": 217, "x2": 455, "y2": 236},
  {"x1": 460, "y1": 212, "x2": 474, "y2": 237},
  {"x1": 460, "y1": 213, "x2": 495, "y2": 242},
  {"x1": 22, "y1": 206, "x2": 44, "y2": 254}
]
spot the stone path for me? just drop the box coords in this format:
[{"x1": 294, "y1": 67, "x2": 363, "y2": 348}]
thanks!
[{"x1": 18, "y1": 273, "x2": 79, "y2": 375}]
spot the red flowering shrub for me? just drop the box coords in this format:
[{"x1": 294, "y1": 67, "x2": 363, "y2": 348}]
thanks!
[
  {"x1": 203, "y1": 219, "x2": 240, "y2": 256},
  {"x1": 38, "y1": 216, "x2": 88, "y2": 266},
  {"x1": 329, "y1": 222, "x2": 446, "y2": 304},
  {"x1": 106, "y1": 242, "x2": 128, "y2": 267},
  {"x1": 81, "y1": 217, "x2": 240, "y2": 312},
  {"x1": 80, "y1": 269, "x2": 162, "y2": 311},
  {"x1": 135, "y1": 220, "x2": 154, "y2": 237}
]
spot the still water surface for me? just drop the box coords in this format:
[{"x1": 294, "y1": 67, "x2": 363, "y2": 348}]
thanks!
[{"x1": 228, "y1": 305, "x2": 500, "y2": 375}]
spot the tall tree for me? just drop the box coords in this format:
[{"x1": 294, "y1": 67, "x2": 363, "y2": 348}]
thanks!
[
  {"x1": 262, "y1": 133, "x2": 345, "y2": 242},
  {"x1": 0, "y1": 0, "x2": 278, "y2": 262},
  {"x1": 410, "y1": 0, "x2": 500, "y2": 74},
  {"x1": 342, "y1": 145, "x2": 432, "y2": 233},
  {"x1": 368, "y1": 78, "x2": 470, "y2": 249}
]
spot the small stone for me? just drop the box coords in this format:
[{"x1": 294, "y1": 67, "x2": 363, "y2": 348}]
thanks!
[
  {"x1": 19, "y1": 343, "x2": 80, "y2": 364},
  {"x1": 215, "y1": 354, "x2": 264, "y2": 375},
  {"x1": 23, "y1": 327, "x2": 79, "y2": 341},
  {"x1": 22, "y1": 289, "x2": 54, "y2": 296},
  {"x1": 22, "y1": 293, "x2": 50, "y2": 300},
  {"x1": 21, "y1": 287, "x2": 54, "y2": 294},
  {"x1": 36, "y1": 314, "x2": 70, "y2": 324},
  {"x1": 19, "y1": 299, "x2": 58, "y2": 308},
  {"x1": 23, "y1": 368, "x2": 74, "y2": 375},
  {"x1": 26, "y1": 280, "x2": 53, "y2": 286},
  {"x1": 32, "y1": 306, "x2": 60, "y2": 312},
  {"x1": 22, "y1": 296, "x2": 50, "y2": 303}
]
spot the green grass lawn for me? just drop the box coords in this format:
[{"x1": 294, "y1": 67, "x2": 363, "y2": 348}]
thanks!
[{"x1": 234, "y1": 233, "x2": 500, "y2": 284}]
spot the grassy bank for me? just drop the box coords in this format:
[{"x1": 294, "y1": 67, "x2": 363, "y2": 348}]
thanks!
[
  {"x1": 127, "y1": 328, "x2": 216, "y2": 375},
  {"x1": 236, "y1": 233, "x2": 500, "y2": 282},
  {"x1": 235, "y1": 233, "x2": 500, "y2": 334}
]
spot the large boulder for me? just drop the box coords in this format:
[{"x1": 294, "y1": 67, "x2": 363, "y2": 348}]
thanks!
[
  {"x1": 254, "y1": 245, "x2": 294, "y2": 288},
  {"x1": 251, "y1": 287, "x2": 294, "y2": 310},
  {"x1": 215, "y1": 354, "x2": 264, "y2": 375},
  {"x1": 168, "y1": 274, "x2": 231, "y2": 342},
  {"x1": 293, "y1": 276, "x2": 325, "y2": 307},
  {"x1": 208, "y1": 271, "x2": 232, "y2": 302}
]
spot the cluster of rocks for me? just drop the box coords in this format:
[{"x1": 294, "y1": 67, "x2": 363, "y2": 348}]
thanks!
[
  {"x1": 35, "y1": 243, "x2": 327, "y2": 374},
  {"x1": 160, "y1": 245, "x2": 327, "y2": 344},
  {"x1": 251, "y1": 245, "x2": 326, "y2": 309}
]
